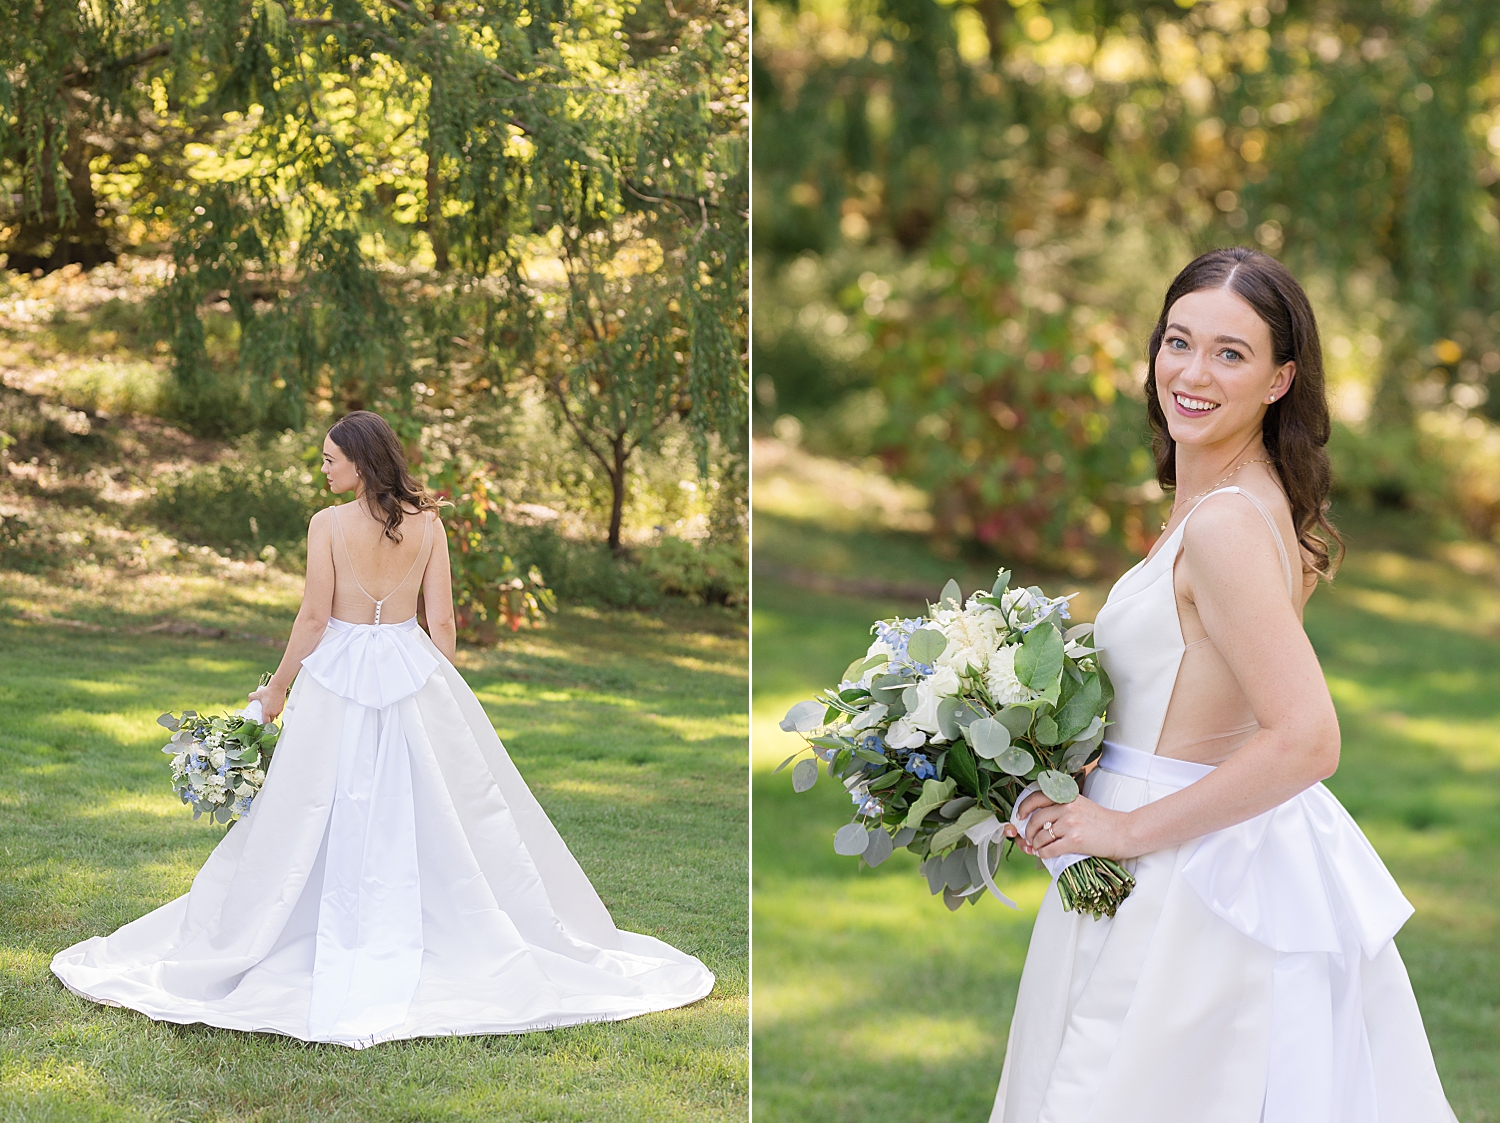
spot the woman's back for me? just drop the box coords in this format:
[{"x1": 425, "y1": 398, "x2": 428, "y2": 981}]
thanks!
[{"x1": 327, "y1": 502, "x2": 435, "y2": 626}]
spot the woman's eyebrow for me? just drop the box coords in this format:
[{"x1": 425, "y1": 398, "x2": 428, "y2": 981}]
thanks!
[{"x1": 1166, "y1": 322, "x2": 1255, "y2": 355}]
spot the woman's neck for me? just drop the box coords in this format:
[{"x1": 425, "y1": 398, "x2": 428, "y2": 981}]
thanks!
[{"x1": 1173, "y1": 434, "x2": 1267, "y2": 501}]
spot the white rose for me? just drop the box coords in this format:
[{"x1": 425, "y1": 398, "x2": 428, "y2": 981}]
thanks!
[
  {"x1": 885, "y1": 717, "x2": 927, "y2": 749},
  {"x1": 906, "y1": 666, "x2": 961, "y2": 735},
  {"x1": 986, "y1": 645, "x2": 1038, "y2": 706}
]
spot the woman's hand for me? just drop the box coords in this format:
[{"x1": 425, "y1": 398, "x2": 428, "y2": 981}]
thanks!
[
  {"x1": 248, "y1": 681, "x2": 289, "y2": 724},
  {"x1": 1012, "y1": 793, "x2": 1136, "y2": 861}
]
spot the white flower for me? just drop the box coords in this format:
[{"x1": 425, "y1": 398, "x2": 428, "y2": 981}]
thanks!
[
  {"x1": 885, "y1": 717, "x2": 927, "y2": 749},
  {"x1": 936, "y1": 608, "x2": 1004, "y2": 674},
  {"x1": 986, "y1": 645, "x2": 1038, "y2": 706},
  {"x1": 906, "y1": 665, "x2": 961, "y2": 735}
]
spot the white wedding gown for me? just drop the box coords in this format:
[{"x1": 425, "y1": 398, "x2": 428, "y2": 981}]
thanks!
[
  {"x1": 991, "y1": 487, "x2": 1457, "y2": 1122},
  {"x1": 52, "y1": 513, "x2": 714, "y2": 1048}
]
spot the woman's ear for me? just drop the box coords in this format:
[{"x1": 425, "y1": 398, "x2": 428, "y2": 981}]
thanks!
[{"x1": 1267, "y1": 360, "x2": 1296, "y2": 403}]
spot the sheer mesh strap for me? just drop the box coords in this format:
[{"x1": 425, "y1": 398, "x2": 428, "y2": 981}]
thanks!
[
  {"x1": 332, "y1": 504, "x2": 377, "y2": 605},
  {"x1": 334, "y1": 506, "x2": 434, "y2": 623},
  {"x1": 1194, "y1": 486, "x2": 1297, "y2": 599}
]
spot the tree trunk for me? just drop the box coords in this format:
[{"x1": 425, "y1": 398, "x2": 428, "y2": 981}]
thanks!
[
  {"x1": 607, "y1": 432, "x2": 629, "y2": 554},
  {"x1": 425, "y1": 5, "x2": 449, "y2": 273},
  {"x1": 6, "y1": 112, "x2": 116, "y2": 273}
]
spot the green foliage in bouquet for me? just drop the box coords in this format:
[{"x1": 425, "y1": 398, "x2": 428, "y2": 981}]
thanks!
[
  {"x1": 158, "y1": 707, "x2": 280, "y2": 826},
  {"x1": 779, "y1": 570, "x2": 1136, "y2": 919}
]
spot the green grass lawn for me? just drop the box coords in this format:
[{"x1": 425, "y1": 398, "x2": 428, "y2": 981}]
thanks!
[
  {"x1": 751, "y1": 511, "x2": 1500, "y2": 1123},
  {"x1": 0, "y1": 598, "x2": 747, "y2": 1123}
]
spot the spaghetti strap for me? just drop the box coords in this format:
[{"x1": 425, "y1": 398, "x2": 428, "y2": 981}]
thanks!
[
  {"x1": 1190, "y1": 486, "x2": 1297, "y2": 599},
  {"x1": 333, "y1": 506, "x2": 434, "y2": 625}
]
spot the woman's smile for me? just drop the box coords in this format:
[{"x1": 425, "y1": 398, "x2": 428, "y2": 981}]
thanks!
[{"x1": 1172, "y1": 391, "x2": 1222, "y2": 416}]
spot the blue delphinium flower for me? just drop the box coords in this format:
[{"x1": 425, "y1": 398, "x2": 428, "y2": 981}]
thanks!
[
  {"x1": 852, "y1": 792, "x2": 883, "y2": 818},
  {"x1": 860, "y1": 731, "x2": 885, "y2": 754},
  {"x1": 905, "y1": 752, "x2": 936, "y2": 780}
]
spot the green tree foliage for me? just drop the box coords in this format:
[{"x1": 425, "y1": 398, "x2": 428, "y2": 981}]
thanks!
[
  {"x1": 755, "y1": 0, "x2": 1500, "y2": 558},
  {"x1": 1, "y1": 0, "x2": 747, "y2": 550}
]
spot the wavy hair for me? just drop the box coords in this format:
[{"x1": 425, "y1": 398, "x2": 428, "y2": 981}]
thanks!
[
  {"x1": 327, "y1": 410, "x2": 441, "y2": 543},
  {"x1": 1145, "y1": 246, "x2": 1343, "y2": 578}
]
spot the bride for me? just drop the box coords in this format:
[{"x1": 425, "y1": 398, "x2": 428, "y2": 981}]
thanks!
[
  {"x1": 52, "y1": 409, "x2": 714, "y2": 1047},
  {"x1": 992, "y1": 249, "x2": 1456, "y2": 1121}
]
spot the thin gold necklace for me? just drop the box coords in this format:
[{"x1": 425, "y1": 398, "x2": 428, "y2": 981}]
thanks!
[{"x1": 1160, "y1": 458, "x2": 1274, "y2": 531}]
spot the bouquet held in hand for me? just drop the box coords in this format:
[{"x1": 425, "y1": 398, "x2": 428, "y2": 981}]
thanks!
[
  {"x1": 159, "y1": 690, "x2": 280, "y2": 825},
  {"x1": 779, "y1": 570, "x2": 1134, "y2": 919}
]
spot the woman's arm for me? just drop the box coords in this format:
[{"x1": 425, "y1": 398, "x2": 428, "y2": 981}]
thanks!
[
  {"x1": 248, "y1": 508, "x2": 337, "y2": 722},
  {"x1": 420, "y1": 511, "x2": 457, "y2": 663},
  {"x1": 1023, "y1": 496, "x2": 1340, "y2": 861}
]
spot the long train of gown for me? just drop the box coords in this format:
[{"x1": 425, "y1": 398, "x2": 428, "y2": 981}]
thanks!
[
  {"x1": 991, "y1": 487, "x2": 1456, "y2": 1122},
  {"x1": 52, "y1": 616, "x2": 715, "y2": 1048}
]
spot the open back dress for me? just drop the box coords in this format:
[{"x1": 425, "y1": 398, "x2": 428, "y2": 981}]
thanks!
[
  {"x1": 52, "y1": 505, "x2": 714, "y2": 1047},
  {"x1": 990, "y1": 487, "x2": 1457, "y2": 1123}
]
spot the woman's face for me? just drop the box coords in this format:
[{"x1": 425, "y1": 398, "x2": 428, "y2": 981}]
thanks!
[
  {"x1": 1154, "y1": 286, "x2": 1295, "y2": 450},
  {"x1": 321, "y1": 436, "x2": 360, "y2": 494}
]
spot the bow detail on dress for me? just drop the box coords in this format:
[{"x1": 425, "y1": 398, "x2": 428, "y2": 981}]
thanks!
[{"x1": 300, "y1": 618, "x2": 440, "y2": 710}]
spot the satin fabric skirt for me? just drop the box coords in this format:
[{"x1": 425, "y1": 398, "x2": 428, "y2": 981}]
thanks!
[
  {"x1": 51, "y1": 618, "x2": 714, "y2": 1048},
  {"x1": 990, "y1": 758, "x2": 1457, "y2": 1123}
]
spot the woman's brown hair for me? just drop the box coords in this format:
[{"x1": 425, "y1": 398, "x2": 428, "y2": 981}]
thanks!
[
  {"x1": 1145, "y1": 246, "x2": 1344, "y2": 578},
  {"x1": 327, "y1": 410, "x2": 441, "y2": 543}
]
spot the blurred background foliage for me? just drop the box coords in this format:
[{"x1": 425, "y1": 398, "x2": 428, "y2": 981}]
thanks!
[
  {"x1": 0, "y1": 0, "x2": 748, "y2": 622},
  {"x1": 754, "y1": 0, "x2": 1500, "y2": 570}
]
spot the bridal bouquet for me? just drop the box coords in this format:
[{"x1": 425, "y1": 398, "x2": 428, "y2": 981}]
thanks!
[
  {"x1": 158, "y1": 694, "x2": 280, "y2": 824},
  {"x1": 778, "y1": 570, "x2": 1135, "y2": 919}
]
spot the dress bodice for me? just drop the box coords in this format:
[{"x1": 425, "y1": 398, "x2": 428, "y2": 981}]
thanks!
[{"x1": 1094, "y1": 486, "x2": 1295, "y2": 756}]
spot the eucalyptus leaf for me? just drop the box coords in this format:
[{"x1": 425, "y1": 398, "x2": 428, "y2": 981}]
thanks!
[
  {"x1": 862, "y1": 827, "x2": 895, "y2": 867},
  {"x1": 1064, "y1": 621, "x2": 1094, "y2": 642},
  {"x1": 868, "y1": 769, "x2": 904, "y2": 791},
  {"x1": 967, "y1": 717, "x2": 1011, "y2": 759},
  {"x1": 156, "y1": 713, "x2": 181, "y2": 731},
  {"x1": 943, "y1": 887, "x2": 967, "y2": 911},
  {"x1": 907, "y1": 627, "x2": 947, "y2": 665},
  {"x1": 953, "y1": 703, "x2": 982, "y2": 730},
  {"x1": 792, "y1": 759, "x2": 819, "y2": 793},
  {"x1": 938, "y1": 578, "x2": 963, "y2": 609},
  {"x1": 921, "y1": 858, "x2": 945, "y2": 895},
  {"x1": 779, "y1": 700, "x2": 825, "y2": 733},
  {"x1": 942, "y1": 847, "x2": 970, "y2": 890},
  {"x1": 996, "y1": 706, "x2": 1033, "y2": 739},
  {"x1": 991, "y1": 569, "x2": 1012, "y2": 598},
  {"x1": 869, "y1": 673, "x2": 912, "y2": 704},
  {"x1": 936, "y1": 696, "x2": 964, "y2": 742},
  {"x1": 1038, "y1": 769, "x2": 1081, "y2": 804},
  {"x1": 772, "y1": 751, "x2": 803, "y2": 775},
  {"x1": 892, "y1": 826, "x2": 917, "y2": 848},
  {"x1": 1034, "y1": 715, "x2": 1061, "y2": 746},
  {"x1": 854, "y1": 746, "x2": 888, "y2": 765},
  {"x1": 938, "y1": 795, "x2": 976, "y2": 820},
  {"x1": 834, "y1": 822, "x2": 872, "y2": 855},
  {"x1": 997, "y1": 746, "x2": 1035, "y2": 776},
  {"x1": 850, "y1": 702, "x2": 889, "y2": 730}
]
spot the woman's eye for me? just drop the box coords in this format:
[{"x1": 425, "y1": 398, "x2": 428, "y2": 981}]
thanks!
[
  {"x1": 1222, "y1": 349, "x2": 1242, "y2": 362},
  {"x1": 1168, "y1": 338, "x2": 1187, "y2": 349}
]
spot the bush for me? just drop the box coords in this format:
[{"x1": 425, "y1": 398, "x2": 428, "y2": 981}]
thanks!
[
  {"x1": 147, "y1": 430, "x2": 333, "y2": 557},
  {"x1": 638, "y1": 536, "x2": 748, "y2": 606}
]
